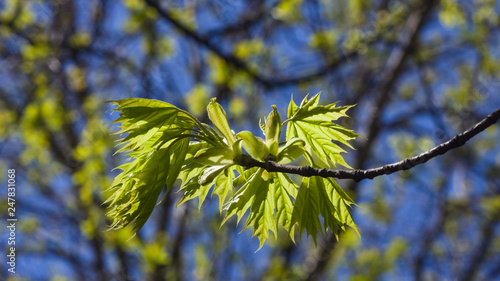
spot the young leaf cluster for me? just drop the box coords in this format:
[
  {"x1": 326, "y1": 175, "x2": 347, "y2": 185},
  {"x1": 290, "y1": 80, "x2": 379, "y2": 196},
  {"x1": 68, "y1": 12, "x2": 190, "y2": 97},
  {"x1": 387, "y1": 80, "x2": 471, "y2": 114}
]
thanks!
[{"x1": 105, "y1": 93, "x2": 360, "y2": 249}]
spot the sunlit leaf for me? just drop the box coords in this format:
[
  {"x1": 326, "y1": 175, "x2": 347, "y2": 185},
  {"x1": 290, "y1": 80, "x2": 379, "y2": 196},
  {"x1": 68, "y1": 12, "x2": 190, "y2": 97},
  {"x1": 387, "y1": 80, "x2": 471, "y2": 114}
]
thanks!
[
  {"x1": 207, "y1": 98, "x2": 236, "y2": 145},
  {"x1": 107, "y1": 95, "x2": 360, "y2": 248},
  {"x1": 264, "y1": 105, "x2": 281, "y2": 143},
  {"x1": 285, "y1": 92, "x2": 359, "y2": 168},
  {"x1": 223, "y1": 168, "x2": 277, "y2": 250},
  {"x1": 105, "y1": 98, "x2": 199, "y2": 233},
  {"x1": 291, "y1": 176, "x2": 357, "y2": 245},
  {"x1": 193, "y1": 147, "x2": 234, "y2": 166},
  {"x1": 277, "y1": 137, "x2": 305, "y2": 164},
  {"x1": 237, "y1": 131, "x2": 270, "y2": 161},
  {"x1": 105, "y1": 138, "x2": 189, "y2": 233}
]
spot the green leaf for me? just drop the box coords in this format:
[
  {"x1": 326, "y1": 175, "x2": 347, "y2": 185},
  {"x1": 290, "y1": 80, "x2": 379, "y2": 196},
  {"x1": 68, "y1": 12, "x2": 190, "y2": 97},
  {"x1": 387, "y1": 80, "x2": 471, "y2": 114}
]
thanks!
[
  {"x1": 236, "y1": 131, "x2": 270, "y2": 161},
  {"x1": 277, "y1": 137, "x2": 305, "y2": 164},
  {"x1": 212, "y1": 168, "x2": 235, "y2": 210},
  {"x1": 274, "y1": 173, "x2": 298, "y2": 241},
  {"x1": 178, "y1": 164, "x2": 236, "y2": 210},
  {"x1": 223, "y1": 168, "x2": 277, "y2": 250},
  {"x1": 232, "y1": 167, "x2": 258, "y2": 186},
  {"x1": 178, "y1": 142, "x2": 210, "y2": 187},
  {"x1": 193, "y1": 147, "x2": 234, "y2": 166},
  {"x1": 291, "y1": 176, "x2": 357, "y2": 244},
  {"x1": 267, "y1": 139, "x2": 279, "y2": 156},
  {"x1": 162, "y1": 138, "x2": 190, "y2": 196},
  {"x1": 106, "y1": 95, "x2": 360, "y2": 248},
  {"x1": 223, "y1": 168, "x2": 265, "y2": 225},
  {"x1": 177, "y1": 180, "x2": 211, "y2": 210},
  {"x1": 264, "y1": 105, "x2": 281, "y2": 143},
  {"x1": 325, "y1": 178, "x2": 358, "y2": 235},
  {"x1": 199, "y1": 122, "x2": 226, "y2": 146},
  {"x1": 259, "y1": 118, "x2": 266, "y2": 135},
  {"x1": 207, "y1": 98, "x2": 236, "y2": 145},
  {"x1": 199, "y1": 165, "x2": 227, "y2": 185},
  {"x1": 290, "y1": 177, "x2": 323, "y2": 244},
  {"x1": 287, "y1": 95, "x2": 299, "y2": 118},
  {"x1": 105, "y1": 98, "x2": 199, "y2": 233},
  {"x1": 223, "y1": 169, "x2": 300, "y2": 250},
  {"x1": 105, "y1": 138, "x2": 189, "y2": 233},
  {"x1": 285, "y1": 93, "x2": 359, "y2": 168},
  {"x1": 108, "y1": 98, "x2": 198, "y2": 153}
]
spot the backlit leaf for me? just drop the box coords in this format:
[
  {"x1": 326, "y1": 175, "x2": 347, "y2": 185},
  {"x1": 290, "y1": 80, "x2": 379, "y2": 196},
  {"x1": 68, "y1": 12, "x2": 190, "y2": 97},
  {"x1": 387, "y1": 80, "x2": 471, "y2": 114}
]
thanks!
[
  {"x1": 277, "y1": 137, "x2": 305, "y2": 164},
  {"x1": 223, "y1": 168, "x2": 277, "y2": 250},
  {"x1": 264, "y1": 105, "x2": 281, "y2": 143},
  {"x1": 291, "y1": 176, "x2": 357, "y2": 244},
  {"x1": 237, "y1": 131, "x2": 270, "y2": 161},
  {"x1": 105, "y1": 98, "x2": 199, "y2": 233},
  {"x1": 285, "y1": 92, "x2": 359, "y2": 168},
  {"x1": 106, "y1": 95, "x2": 360, "y2": 249},
  {"x1": 207, "y1": 98, "x2": 237, "y2": 145},
  {"x1": 193, "y1": 147, "x2": 234, "y2": 166}
]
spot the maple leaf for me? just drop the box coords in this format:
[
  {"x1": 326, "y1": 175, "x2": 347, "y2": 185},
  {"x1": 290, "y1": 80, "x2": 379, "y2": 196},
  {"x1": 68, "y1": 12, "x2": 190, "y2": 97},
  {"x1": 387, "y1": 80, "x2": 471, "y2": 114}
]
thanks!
[
  {"x1": 285, "y1": 93, "x2": 359, "y2": 168},
  {"x1": 105, "y1": 94, "x2": 360, "y2": 249}
]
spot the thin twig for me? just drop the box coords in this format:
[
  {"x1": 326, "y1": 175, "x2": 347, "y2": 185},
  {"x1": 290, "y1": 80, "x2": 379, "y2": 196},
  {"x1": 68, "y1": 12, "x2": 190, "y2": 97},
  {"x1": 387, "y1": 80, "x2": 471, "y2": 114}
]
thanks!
[{"x1": 238, "y1": 106, "x2": 500, "y2": 182}]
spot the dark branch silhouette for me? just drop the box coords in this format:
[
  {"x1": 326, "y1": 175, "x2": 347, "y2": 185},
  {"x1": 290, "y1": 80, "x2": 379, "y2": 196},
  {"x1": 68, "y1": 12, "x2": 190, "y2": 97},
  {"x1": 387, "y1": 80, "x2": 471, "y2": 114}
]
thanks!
[{"x1": 238, "y1": 106, "x2": 500, "y2": 182}]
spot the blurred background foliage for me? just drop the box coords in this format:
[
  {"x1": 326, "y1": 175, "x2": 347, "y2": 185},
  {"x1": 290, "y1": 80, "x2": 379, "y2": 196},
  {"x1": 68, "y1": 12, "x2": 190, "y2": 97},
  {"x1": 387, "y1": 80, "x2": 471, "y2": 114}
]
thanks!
[{"x1": 1, "y1": 0, "x2": 500, "y2": 280}]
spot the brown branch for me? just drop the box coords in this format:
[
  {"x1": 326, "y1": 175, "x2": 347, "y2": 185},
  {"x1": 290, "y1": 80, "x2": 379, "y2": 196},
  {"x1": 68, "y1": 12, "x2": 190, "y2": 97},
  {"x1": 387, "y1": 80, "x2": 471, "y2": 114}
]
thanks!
[
  {"x1": 144, "y1": 0, "x2": 363, "y2": 88},
  {"x1": 239, "y1": 106, "x2": 500, "y2": 182},
  {"x1": 144, "y1": 0, "x2": 269, "y2": 83}
]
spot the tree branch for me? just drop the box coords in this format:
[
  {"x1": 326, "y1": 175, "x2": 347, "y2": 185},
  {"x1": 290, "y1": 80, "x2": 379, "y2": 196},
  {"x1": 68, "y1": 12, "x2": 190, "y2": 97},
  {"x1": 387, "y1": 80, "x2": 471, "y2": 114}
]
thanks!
[
  {"x1": 144, "y1": 0, "x2": 364, "y2": 88},
  {"x1": 239, "y1": 106, "x2": 500, "y2": 182}
]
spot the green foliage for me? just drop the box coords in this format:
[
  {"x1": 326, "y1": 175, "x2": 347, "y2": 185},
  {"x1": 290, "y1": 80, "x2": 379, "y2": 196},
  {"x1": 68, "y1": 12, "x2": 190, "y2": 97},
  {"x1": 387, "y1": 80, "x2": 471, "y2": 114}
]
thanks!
[
  {"x1": 285, "y1": 93, "x2": 359, "y2": 168},
  {"x1": 106, "y1": 93, "x2": 359, "y2": 249}
]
